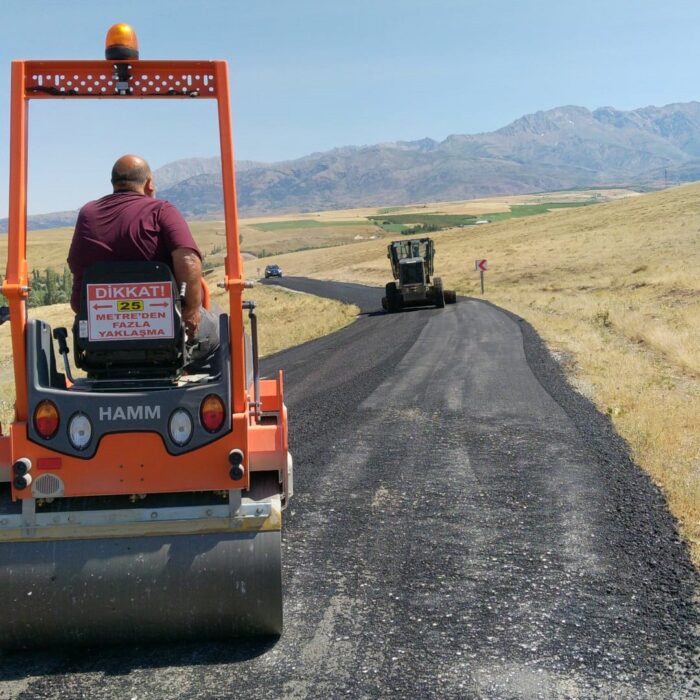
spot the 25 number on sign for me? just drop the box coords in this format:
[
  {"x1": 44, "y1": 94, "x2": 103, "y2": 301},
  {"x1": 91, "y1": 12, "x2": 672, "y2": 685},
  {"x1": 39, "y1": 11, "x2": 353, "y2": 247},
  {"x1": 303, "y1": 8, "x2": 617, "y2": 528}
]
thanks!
[{"x1": 117, "y1": 300, "x2": 144, "y2": 311}]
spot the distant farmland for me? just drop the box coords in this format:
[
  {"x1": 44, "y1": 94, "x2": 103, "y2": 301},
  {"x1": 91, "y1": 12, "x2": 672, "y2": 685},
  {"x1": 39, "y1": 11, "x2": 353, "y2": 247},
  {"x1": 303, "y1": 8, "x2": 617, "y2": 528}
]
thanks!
[
  {"x1": 369, "y1": 200, "x2": 598, "y2": 232},
  {"x1": 250, "y1": 219, "x2": 370, "y2": 232}
]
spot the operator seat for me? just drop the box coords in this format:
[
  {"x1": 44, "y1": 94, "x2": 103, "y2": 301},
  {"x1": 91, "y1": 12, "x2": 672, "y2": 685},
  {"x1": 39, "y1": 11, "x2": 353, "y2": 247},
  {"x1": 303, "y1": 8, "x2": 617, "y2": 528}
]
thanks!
[{"x1": 72, "y1": 261, "x2": 187, "y2": 379}]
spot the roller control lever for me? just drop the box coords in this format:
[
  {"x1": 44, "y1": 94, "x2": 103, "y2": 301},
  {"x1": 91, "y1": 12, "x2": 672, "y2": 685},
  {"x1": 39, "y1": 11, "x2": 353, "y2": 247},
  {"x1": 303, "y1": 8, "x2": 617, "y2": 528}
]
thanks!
[
  {"x1": 52, "y1": 327, "x2": 75, "y2": 383},
  {"x1": 243, "y1": 301, "x2": 261, "y2": 421}
]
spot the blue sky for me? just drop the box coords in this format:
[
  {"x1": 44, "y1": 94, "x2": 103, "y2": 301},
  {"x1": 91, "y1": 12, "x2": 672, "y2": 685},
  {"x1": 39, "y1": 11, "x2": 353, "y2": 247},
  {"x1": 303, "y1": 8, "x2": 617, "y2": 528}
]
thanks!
[{"x1": 2, "y1": 0, "x2": 700, "y2": 215}]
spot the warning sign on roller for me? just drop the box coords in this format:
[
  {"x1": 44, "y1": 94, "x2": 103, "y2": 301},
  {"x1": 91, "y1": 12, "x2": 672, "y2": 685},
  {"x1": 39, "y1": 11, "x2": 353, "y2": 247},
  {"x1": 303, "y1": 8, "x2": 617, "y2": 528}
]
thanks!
[{"x1": 85, "y1": 282, "x2": 175, "y2": 342}]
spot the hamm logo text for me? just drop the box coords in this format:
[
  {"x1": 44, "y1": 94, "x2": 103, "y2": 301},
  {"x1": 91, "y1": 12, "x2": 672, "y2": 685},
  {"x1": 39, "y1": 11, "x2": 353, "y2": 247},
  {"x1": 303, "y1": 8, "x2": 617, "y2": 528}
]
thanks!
[{"x1": 99, "y1": 405, "x2": 161, "y2": 421}]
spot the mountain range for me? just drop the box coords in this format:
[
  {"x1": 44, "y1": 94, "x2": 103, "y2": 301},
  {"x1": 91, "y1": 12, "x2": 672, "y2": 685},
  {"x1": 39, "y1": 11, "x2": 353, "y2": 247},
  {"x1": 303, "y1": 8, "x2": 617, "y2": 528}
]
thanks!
[{"x1": 7, "y1": 101, "x2": 700, "y2": 230}]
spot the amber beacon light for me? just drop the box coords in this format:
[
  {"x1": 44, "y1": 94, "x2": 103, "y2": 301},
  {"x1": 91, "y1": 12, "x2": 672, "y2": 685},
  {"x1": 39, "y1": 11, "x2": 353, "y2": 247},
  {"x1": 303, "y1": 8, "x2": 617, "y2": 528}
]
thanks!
[{"x1": 105, "y1": 23, "x2": 139, "y2": 60}]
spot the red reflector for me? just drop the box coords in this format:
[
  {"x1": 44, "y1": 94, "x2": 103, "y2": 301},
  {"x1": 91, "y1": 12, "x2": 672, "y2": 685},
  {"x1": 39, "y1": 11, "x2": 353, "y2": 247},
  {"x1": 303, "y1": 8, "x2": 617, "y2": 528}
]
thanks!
[
  {"x1": 200, "y1": 395, "x2": 225, "y2": 433},
  {"x1": 37, "y1": 457, "x2": 62, "y2": 470},
  {"x1": 34, "y1": 401, "x2": 60, "y2": 439}
]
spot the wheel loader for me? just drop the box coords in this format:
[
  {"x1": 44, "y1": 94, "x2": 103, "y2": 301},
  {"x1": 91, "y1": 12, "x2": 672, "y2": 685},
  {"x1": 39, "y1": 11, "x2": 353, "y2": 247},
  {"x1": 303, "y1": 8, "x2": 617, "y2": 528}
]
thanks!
[
  {"x1": 381, "y1": 237, "x2": 456, "y2": 312},
  {"x1": 0, "y1": 24, "x2": 292, "y2": 648}
]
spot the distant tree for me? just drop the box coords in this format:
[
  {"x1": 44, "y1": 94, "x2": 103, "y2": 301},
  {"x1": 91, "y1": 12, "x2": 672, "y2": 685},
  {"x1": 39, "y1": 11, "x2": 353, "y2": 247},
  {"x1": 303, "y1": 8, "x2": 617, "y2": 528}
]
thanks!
[
  {"x1": 44, "y1": 268, "x2": 58, "y2": 305},
  {"x1": 62, "y1": 266, "x2": 72, "y2": 297},
  {"x1": 23, "y1": 266, "x2": 74, "y2": 307}
]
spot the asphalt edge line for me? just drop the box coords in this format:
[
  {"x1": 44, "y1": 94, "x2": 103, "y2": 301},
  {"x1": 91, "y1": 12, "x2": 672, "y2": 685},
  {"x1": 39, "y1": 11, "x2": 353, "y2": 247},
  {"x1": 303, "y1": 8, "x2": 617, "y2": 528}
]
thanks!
[
  {"x1": 257, "y1": 292, "x2": 365, "y2": 365},
  {"x1": 469, "y1": 295, "x2": 697, "y2": 569}
]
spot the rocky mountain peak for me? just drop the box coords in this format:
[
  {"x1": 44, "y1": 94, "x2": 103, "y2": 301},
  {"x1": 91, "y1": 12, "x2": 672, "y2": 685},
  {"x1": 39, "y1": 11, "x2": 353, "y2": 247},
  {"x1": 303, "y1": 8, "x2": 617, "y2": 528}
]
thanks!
[{"x1": 6, "y1": 100, "x2": 700, "y2": 231}]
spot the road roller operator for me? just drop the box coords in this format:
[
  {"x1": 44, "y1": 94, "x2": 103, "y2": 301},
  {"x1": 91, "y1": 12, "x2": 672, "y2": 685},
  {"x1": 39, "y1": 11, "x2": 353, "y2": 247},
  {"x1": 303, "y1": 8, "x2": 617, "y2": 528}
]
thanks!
[{"x1": 67, "y1": 154, "x2": 219, "y2": 361}]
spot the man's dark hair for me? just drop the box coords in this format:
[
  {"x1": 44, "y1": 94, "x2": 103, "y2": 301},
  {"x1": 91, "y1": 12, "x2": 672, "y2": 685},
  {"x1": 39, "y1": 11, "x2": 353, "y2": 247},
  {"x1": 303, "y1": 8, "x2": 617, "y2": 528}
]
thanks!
[{"x1": 111, "y1": 160, "x2": 151, "y2": 189}]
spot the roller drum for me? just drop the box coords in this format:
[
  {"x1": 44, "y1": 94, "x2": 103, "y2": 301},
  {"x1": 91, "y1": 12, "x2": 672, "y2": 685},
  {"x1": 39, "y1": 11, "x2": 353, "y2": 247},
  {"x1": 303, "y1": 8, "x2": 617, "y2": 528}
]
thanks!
[{"x1": 0, "y1": 530, "x2": 282, "y2": 649}]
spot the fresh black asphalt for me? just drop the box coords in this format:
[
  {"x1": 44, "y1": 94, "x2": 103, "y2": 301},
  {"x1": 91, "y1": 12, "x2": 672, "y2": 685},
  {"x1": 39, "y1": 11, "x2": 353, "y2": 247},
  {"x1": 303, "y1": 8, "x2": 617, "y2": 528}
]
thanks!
[{"x1": 1, "y1": 277, "x2": 697, "y2": 699}]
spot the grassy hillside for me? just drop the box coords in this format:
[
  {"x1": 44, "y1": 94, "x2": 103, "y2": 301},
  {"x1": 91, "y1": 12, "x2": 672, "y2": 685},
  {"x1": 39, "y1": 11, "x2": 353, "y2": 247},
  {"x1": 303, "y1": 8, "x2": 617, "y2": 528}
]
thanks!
[{"x1": 244, "y1": 184, "x2": 700, "y2": 565}]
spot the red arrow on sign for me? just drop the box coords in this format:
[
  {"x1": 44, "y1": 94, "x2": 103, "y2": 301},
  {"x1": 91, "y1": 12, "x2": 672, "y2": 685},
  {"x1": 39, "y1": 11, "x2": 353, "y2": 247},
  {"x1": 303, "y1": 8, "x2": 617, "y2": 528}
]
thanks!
[
  {"x1": 92, "y1": 303, "x2": 111, "y2": 310},
  {"x1": 475, "y1": 259, "x2": 488, "y2": 271},
  {"x1": 151, "y1": 302, "x2": 169, "y2": 308}
]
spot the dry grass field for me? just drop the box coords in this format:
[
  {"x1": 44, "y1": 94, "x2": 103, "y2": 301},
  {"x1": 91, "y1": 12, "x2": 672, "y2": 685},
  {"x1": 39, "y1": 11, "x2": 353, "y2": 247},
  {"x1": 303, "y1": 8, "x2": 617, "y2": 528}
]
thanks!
[
  {"x1": 193, "y1": 219, "x2": 388, "y2": 265},
  {"x1": 0, "y1": 188, "x2": 633, "y2": 274},
  {"x1": 367, "y1": 188, "x2": 638, "y2": 216},
  {"x1": 238, "y1": 188, "x2": 637, "y2": 221},
  {"x1": 243, "y1": 184, "x2": 700, "y2": 565}
]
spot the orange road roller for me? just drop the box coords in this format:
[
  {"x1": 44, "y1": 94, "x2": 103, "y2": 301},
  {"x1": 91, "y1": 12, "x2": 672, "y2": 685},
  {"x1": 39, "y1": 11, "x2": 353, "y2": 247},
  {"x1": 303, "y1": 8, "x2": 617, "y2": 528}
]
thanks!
[{"x1": 0, "y1": 25, "x2": 292, "y2": 647}]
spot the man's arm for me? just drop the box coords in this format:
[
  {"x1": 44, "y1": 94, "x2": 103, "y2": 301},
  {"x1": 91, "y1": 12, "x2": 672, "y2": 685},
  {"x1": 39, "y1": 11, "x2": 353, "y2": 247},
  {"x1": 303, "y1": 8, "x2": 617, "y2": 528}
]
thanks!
[
  {"x1": 157, "y1": 203, "x2": 204, "y2": 338},
  {"x1": 171, "y1": 247, "x2": 202, "y2": 339}
]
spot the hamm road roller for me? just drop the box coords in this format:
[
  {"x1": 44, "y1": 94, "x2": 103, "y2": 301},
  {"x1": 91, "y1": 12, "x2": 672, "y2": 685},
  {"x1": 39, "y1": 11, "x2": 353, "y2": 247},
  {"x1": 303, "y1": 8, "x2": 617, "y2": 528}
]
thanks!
[{"x1": 0, "y1": 24, "x2": 292, "y2": 647}]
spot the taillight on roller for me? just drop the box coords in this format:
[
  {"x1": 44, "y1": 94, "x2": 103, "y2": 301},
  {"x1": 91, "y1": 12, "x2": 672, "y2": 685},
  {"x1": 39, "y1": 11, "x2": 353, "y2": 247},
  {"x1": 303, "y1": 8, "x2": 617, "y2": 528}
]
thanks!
[
  {"x1": 34, "y1": 400, "x2": 59, "y2": 439},
  {"x1": 200, "y1": 394, "x2": 225, "y2": 433},
  {"x1": 169, "y1": 409, "x2": 193, "y2": 446},
  {"x1": 68, "y1": 413, "x2": 92, "y2": 451}
]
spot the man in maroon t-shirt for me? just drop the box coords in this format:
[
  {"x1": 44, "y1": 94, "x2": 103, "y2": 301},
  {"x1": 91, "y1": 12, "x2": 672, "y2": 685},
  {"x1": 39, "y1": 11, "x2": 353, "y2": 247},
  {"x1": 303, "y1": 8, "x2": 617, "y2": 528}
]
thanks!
[{"x1": 68, "y1": 154, "x2": 218, "y2": 359}]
